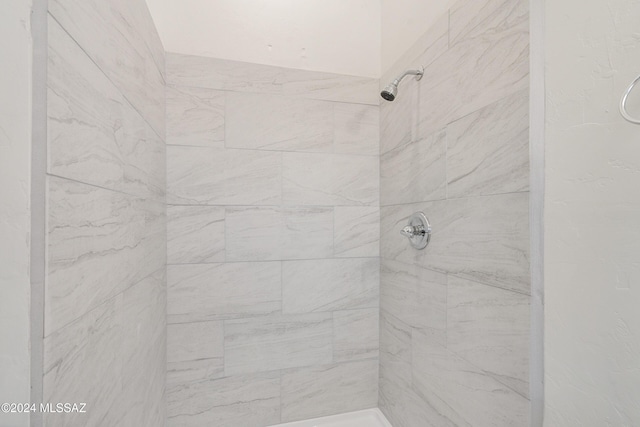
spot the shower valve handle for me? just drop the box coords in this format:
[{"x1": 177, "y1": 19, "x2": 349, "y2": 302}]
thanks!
[
  {"x1": 400, "y1": 225, "x2": 425, "y2": 238},
  {"x1": 400, "y1": 213, "x2": 432, "y2": 250}
]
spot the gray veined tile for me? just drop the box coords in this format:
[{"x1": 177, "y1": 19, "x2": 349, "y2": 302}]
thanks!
[
  {"x1": 281, "y1": 207, "x2": 334, "y2": 260},
  {"x1": 167, "y1": 206, "x2": 225, "y2": 264},
  {"x1": 225, "y1": 206, "x2": 334, "y2": 261},
  {"x1": 282, "y1": 153, "x2": 333, "y2": 205},
  {"x1": 48, "y1": 18, "x2": 165, "y2": 201},
  {"x1": 334, "y1": 103, "x2": 380, "y2": 155},
  {"x1": 447, "y1": 275, "x2": 530, "y2": 397},
  {"x1": 280, "y1": 360, "x2": 379, "y2": 423},
  {"x1": 167, "y1": 262, "x2": 281, "y2": 323},
  {"x1": 378, "y1": 310, "x2": 464, "y2": 427},
  {"x1": 431, "y1": 193, "x2": 530, "y2": 294},
  {"x1": 167, "y1": 371, "x2": 281, "y2": 427},
  {"x1": 225, "y1": 206, "x2": 282, "y2": 261},
  {"x1": 283, "y1": 153, "x2": 379, "y2": 206},
  {"x1": 166, "y1": 52, "x2": 379, "y2": 105},
  {"x1": 282, "y1": 258, "x2": 379, "y2": 314},
  {"x1": 449, "y1": 0, "x2": 529, "y2": 47},
  {"x1": 166, "y1": 85, "x2": 225, "y2": 147},
  {"x1": 381, "y1": 259, "x2": 447, "y2": 345},
  {"x1": 412, "y1": 330, "x2": 530, "y2": 427},
  {"x1": 381, "y1": 130, "x2": 447, "y2": 206},
  {"x1": 167, "y1": 146, "x2": 282, "y2": 206},
  {"x1": 333, "y1": 308, "x2": 379, "y2": 362},
  {"x1": 49, "y1": 0, "x2": 165, "y2": 137},
  {"x1": 167, "y1": 321, "x2": 224, "y2": 384},
  {"x1": 379, "y1": 310, "x2": 412, "y2": 393},
  {"x1": 447, "y1": 89, "x2": 529, "y2": 198},
  {"x1": 417, "y1": 4, "x2": 529, "y2": 139},
  {"x1": 226, "y1": 92, "x2": 333, "y2": 152},
  {"x1": 168, "y1": 321, "x2": 224, "y2": 364},
  {"x1": 46, "y1": 176, "x2": 165, "y2": 335},
  {"x1": 120, "y1": 271, "x2": 167, "y2": 427},
  {"x1": 43, "y1": 296, "x2": 123, "y2": 427},
  {"x1": 334, "y1": 207, "x2": 380, "y2": 258},
  {"x1": 224, "y1": 313, "x2": 333, "y2": 375},
  {"x1": 380, "y1": 79, "x2": 418, "y2": 155}
]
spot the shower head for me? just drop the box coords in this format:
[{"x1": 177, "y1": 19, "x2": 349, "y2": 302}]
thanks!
[
  {"x1": 380, "y1": 67, "x2": 424, "y2": 102},
  {"x1": 381, "y1": 84, "x2": 398, "y2": 101}
]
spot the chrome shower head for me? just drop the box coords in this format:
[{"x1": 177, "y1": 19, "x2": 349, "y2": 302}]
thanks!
[
  {"x1": 380, "y1": 67, "x2": 424, "y2": 102},
  {"x1": 381, "y1": 84, "x2": 398, "y2": 101}
]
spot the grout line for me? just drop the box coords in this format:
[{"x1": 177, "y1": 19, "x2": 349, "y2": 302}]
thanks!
[{"x1": 166, "y1": 143, "x2": 379, "y2": 158}]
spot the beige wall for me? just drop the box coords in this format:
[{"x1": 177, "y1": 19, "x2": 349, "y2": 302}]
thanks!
[{"x1": 544, "y1": 0, "x2": 640, "y2": 425}]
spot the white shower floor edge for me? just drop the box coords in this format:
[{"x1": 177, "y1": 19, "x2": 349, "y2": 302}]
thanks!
[{"x1": 266, "y1": 408, "x2": 393, "y2": 427}]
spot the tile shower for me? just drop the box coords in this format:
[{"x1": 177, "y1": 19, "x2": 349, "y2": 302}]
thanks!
[
  {"x1": 33, "y1": 0, "x2": 532, "y2": 426},
  {"x1": 165, "y1": 53, "x2": 381, "y2": 425}
]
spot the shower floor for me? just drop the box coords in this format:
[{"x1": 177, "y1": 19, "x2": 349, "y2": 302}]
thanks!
[{"x1": 267, "y1": 409, "x2": 392, "y2": 427}]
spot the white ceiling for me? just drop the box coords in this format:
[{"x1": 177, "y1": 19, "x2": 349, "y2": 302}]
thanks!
[{"x1": 145, "y1": 0, "x2": 452, "y2": 78}]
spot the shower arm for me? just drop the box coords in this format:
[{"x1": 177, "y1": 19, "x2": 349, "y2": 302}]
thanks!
[{"x1": 391, "y1": 68, "x2": 424, "y2": 86}]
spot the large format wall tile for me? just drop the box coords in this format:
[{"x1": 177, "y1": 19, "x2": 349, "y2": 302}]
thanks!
[
  {"x1": 449, "y1": 0, "x2": 529, "y2": 47},
  {"x1": 226, "y1": 92, "x2": 333, "y2": 152},
  {"x1": 379, "y1": 1, "x2": 530, "y2": 424},
  {"x1": 447, "y1": 276, "x2": 530, "y2": 397},
  {"x1": 167, "y1": 372, "x2": 281, "y2": 427},
  {"x1": 167, "y1": 321, "x2": 224, "y2": 385},
  {"x1": 46, "y1": 176, "x2": 165, "y2": 335},
  {"x1": 412, "y1": 330, "x2": 530, "y2": 427},
  {"x1": 225, "y1": 207, "x2": 334, "y2": 261},
  {"x1": 334, "y1": 207, "x2": 380, "y2": 258},
  {"x1": 167, "y1": 262, "x2": 281, "y2": 323},
  {"x1": 167, "y1": 321, "x2": 223, "y2": 365},
  {"x1": 45, "y1": 1, "x2": 166, "y2": 425},
  {"x1": 120, "y1": 271, "x2": 167, "y2": 427},
  {"x1": 45, "y1": 270, "x2": 166, "y2": 427},
  {"x1": 224, "y1": 313, "x2": 333, "y2": 375},
  {"x1": 381, "y1": 195, "x2": 529, "y2": 294},
  {"x1": 380, "y1": 83, "x2": 417, "y2": 155},
  {"x1": 167, "y1": 206, "x2": 225, "y2": 264},
  {"x1": 283, "y1": 153, "x2": 379, "y2": 206},
  {"x1": 334, "y1": 103, "x2": 380, "y2": 155},
  {"x1": 379, "y1": 311, "x2": 412, "y2": 391},
  {"x1": 166, "y1": 85, "x2": 225, "y2": 148},
  {"x1": 333, "y1": 308, "x2": 379, "y2": 362},
  {"x1": 49, "y1": 0, "x2": 165, "y2": 137},
  {"x1": 167, "y1": 146, "x2": 282, "y2": 205},
  {"x1": 381, "y1": 259, "x2": 447, "y2": 344},
  {"x1": 166, "y1": 53, "x2": 379, "y2": 105},
  {"x1": 282, "y1": 258, "x2": 379, "y2": 314},
  {"x1": 43, "y1": 297, "x2": 123, "y2": 427},
  {"x1": 280, "y1": 360, "x2": 379, "y2": 423},
  {"x1": 48, "y1": 18, "x2": 165, "y2": 201},
  {"x1": 431, "y1": 193, "x2": 530, "y2": 294},
  {"x1": 417, "y1": 3, "x2": 529, "y2": 139},
  {"x1": 447, "y1": 90, "x2": 529, "y2": 198},
  {"x1": 381, "y1": 131, "x2": 447, "y2": 206},
  {"x1": 165, "y1": 53, "x2": 382, "y2": 423}
]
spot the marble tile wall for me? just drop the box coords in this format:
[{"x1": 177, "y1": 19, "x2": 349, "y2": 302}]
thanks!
[
  {"x1": 378, "y1": 0, "x2": 531, "y2": 426},
  {"x1": 165, "y1": 53, "x2": 380, "y2": 426},
  {"x1": 43, "y1": 1, "x2": 166, "y2": 425}
]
